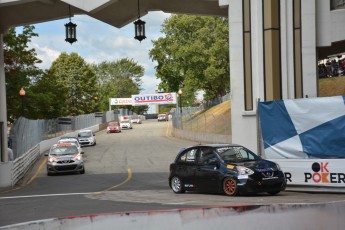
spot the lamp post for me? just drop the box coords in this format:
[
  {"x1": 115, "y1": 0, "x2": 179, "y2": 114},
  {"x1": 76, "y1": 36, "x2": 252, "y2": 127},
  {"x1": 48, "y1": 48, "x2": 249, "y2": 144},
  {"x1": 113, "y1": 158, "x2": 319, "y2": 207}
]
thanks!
[
  {"x1": 19, "y1": 88, "x2": 25, "y2": 117},
  {"x1": 178, "y1": 89, "x2": 183, "y2": 115}
]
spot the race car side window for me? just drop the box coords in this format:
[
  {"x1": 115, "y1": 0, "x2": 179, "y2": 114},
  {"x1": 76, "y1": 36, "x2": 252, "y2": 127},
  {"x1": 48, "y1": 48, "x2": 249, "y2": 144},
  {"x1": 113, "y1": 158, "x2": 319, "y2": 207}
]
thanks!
[
  {"x1": 199, "y1": 148, "x2": 217, "y2": 165},
  {"x1": 179, "y1": 148, "x2": 197, "y2": 163}
]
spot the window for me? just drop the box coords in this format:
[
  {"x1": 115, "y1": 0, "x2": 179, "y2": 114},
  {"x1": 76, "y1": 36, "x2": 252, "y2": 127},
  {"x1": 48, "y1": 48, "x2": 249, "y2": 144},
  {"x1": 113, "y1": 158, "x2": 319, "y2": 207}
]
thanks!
[
  {"x1": 199, "y1": 148, "x2": 217, "y2": 165},
  {"x1": 179, "y1": 148, "x2": 197, "y2": 163}
]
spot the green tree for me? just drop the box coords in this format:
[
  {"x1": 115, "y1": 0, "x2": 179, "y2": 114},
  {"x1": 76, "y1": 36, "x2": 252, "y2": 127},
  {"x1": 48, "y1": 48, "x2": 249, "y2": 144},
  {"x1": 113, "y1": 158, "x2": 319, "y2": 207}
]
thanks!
[
  {"x1": 27, "y1": 70, "x2": 65, "y2": 119},
  {"x1": 149, "y1": 15, "x2": 229, "y2": 103},
  {"x1": 44, "y1": 52, "x2": 98, "y2": 116},
  {"x1": 4, "y1": 25, "x2": 42, "y2": 121},
  {"x1": 92, "y1": 58, "x2": 147, "y2": 113}
]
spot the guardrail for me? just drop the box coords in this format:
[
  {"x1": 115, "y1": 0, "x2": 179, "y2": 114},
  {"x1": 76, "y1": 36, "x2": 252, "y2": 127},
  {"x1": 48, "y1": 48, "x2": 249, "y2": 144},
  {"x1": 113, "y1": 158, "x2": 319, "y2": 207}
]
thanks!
[{"x1": 11, "y1": 145, "x2": 40, "y2": 186}]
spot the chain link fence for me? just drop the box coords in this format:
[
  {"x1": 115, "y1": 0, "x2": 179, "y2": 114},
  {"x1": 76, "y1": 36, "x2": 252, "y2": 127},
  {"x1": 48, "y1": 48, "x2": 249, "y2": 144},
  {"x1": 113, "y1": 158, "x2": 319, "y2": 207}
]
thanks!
[
  {"x1": 174, "y1": 113, "x2": 231, "y2": 135},
  {"x1": 8, "y1": 110, "x2": 128, "y2": 160},
  {"x1": 172, "y1": 93, "x2": 231, "y2": 136}
]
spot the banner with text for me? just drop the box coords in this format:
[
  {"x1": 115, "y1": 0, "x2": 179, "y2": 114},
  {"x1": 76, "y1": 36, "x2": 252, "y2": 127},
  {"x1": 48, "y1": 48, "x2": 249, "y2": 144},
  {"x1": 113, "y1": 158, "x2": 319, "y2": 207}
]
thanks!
[
  {"x1": 132, "y1": 93, "x2": 177, "y2": 105},
  {"x1": 275, "y1": 159, "x2": 345, "y2": 187},
  {"x1": 110, "y1": 98, "x2": 132, "y2": 105}
]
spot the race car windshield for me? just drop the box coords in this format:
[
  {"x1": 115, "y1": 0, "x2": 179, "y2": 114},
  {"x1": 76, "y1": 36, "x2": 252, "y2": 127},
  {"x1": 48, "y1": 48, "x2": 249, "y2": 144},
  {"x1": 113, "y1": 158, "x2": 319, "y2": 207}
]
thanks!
[
  {"x1": 79, "y1": 132, "x2": 92, "y2": 137},
  {"x1": 51, "y1": 146, "x2": 78, "y2": 155},
  {"x1": 217, "y1": 147, "x2": 259, "y2": 163}
]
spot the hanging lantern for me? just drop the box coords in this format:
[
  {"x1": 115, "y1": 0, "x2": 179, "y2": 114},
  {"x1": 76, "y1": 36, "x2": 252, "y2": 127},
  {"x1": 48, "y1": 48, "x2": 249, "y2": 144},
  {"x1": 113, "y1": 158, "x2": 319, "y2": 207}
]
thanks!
[
  {"x1": 134, "y1": 18, "x2": 146, "y2": 42},
  {"x1": 64, "y1": 5, "x2": 77, "y2": 44},
  {"x1": 65, "y1": 21, "x2": 77, "y2": 44},
  {"x1": 134, "y1": 0, "x2": 146, "y2": 42}
]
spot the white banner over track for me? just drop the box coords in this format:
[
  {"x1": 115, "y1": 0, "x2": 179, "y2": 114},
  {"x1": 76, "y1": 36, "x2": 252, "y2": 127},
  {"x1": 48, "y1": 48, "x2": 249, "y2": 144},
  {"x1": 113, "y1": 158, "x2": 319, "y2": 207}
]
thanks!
[{"x1": 131, "y1": 93, "x2": 177, "y2": 105}]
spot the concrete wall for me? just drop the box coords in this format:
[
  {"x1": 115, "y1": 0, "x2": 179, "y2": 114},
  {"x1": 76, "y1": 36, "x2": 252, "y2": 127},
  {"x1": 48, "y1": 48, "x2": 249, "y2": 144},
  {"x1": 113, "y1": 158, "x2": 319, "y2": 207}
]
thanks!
[
  {"x1": 1, "y1": 201, "x2": 345, "y2": 229},
  {"x1": 316, "y1": 0, "x2": 345, "y2": 47}
]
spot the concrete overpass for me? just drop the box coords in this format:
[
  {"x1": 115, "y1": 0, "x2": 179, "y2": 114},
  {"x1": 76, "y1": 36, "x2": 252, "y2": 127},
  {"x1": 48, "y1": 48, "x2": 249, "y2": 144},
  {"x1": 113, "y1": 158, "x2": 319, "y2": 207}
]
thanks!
[{"x1": 1, "y1": 0, "x2": 345, "y2": 163}]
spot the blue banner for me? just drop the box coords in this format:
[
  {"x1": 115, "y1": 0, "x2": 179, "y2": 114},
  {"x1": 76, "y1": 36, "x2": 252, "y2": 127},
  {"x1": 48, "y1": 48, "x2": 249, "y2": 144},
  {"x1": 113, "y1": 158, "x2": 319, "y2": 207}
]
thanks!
[{"x1": 258, "y1": 96, "x2": 345, "y2": 159}]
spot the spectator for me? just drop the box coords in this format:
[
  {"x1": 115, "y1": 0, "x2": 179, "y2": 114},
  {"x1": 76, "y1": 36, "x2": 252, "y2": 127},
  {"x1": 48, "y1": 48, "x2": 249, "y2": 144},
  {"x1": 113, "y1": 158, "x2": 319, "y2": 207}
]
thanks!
[{"x1": 8, "y1": 147, "x2": 13, "y2": 161}]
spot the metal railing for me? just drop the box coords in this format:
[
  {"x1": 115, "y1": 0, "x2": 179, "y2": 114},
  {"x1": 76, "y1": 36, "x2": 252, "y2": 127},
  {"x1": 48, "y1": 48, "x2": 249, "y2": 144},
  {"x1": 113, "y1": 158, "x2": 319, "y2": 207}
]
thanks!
[{"x1": 11, "y1": 144, "x2": 40, "y2": 186}]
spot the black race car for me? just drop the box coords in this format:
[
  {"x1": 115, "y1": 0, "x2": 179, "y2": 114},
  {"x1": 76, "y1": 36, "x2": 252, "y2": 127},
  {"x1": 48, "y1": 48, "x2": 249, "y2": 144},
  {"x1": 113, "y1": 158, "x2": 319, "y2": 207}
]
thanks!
[{"x1": 169, "y1": 144, "x2": 286, "y2": 196}]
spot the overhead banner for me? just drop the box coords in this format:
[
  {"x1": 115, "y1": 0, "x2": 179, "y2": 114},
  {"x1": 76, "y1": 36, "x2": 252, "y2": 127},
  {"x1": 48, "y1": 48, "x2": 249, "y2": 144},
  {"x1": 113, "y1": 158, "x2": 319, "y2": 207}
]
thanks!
[
  {"x1": 110, "y1": 98, "x2": 132, "y2": 105},
  {"x1": 258, "y1": 96, "x2": 345, "y2": 159},
  {"x1": 132, "y1": 93, "x2": 177, "y2": 105}
]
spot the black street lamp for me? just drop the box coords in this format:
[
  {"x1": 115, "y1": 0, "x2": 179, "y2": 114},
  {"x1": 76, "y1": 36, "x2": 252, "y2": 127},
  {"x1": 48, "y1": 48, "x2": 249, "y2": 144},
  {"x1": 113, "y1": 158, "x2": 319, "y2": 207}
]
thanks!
[
  {"x1": 178, "y1": 89, "x2": 183, "y2": 115},
  {"x1": 19, "y1": 88, "x2": 25, "y2": 117},
  {"x1": 134, "y1": 0, "x2": 146, "y2": 42},
  {"x1": 134, "y1": 19, "x2": 146, "y2": 42},
  {"x1": 65, "y1": 5, "x2": 77, "y2": 44},
  {"x1": 65, "y1": 21, "x2": 77, "y2": 44}
]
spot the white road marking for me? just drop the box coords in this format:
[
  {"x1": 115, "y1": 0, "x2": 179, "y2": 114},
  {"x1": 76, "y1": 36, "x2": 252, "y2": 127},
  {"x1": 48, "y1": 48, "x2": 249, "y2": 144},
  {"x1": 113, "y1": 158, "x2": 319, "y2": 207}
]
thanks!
[{"x1": 0, "y1": 192, "x2": 97, "y2": 200}]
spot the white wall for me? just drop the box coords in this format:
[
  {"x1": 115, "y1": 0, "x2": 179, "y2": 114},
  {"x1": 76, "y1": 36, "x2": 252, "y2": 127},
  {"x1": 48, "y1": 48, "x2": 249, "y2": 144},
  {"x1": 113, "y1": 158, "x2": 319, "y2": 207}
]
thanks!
[{"x1": 316, "y1": 0, "x2": 345, "y2": 47}]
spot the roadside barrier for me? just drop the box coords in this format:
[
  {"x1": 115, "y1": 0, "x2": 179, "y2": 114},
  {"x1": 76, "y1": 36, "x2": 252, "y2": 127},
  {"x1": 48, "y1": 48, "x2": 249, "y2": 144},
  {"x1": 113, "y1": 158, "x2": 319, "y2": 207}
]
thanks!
[
  {"x1": 11, "y1": 145, "x2": 40, "y2": 186},
  {"x1": 1, "y1": 201, "x2": 344, "y2": 229}
]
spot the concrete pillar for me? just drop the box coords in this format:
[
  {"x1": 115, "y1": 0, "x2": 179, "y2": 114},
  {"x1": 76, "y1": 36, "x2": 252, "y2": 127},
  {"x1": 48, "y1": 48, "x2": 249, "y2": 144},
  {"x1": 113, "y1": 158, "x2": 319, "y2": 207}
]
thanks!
[{"x1": 0, "y1": 34, "x2": 8, "y2": 162}]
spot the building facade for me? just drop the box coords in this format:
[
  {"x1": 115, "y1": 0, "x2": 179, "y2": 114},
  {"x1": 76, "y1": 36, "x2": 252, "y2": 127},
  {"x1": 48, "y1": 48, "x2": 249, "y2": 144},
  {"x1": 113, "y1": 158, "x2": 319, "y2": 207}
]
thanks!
[{"x1": 219, "y1": 0, "x2": 345, "y2": 152}]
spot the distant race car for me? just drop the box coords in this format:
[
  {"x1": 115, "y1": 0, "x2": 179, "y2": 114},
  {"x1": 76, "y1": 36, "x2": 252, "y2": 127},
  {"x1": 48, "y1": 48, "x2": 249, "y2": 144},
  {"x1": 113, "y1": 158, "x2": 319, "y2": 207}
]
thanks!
[
  {"x1": 169, "y1": 144, "x2": 286, "y2": 196},
  {"x1": 157, "y1": 114, "x2": 168, "y2": 122},
  {"x1": 107, "y1": 121, "x2": 121, "y2": 133},
  {"x1": 120, "y1": 120, "x2": 133, "y2": 129},
  {"x1": 77, "y1": 129, "x2": 96, "y2": 146},
  {"x1": 131, "y1": 116, "x2": 142, "y2": 124},
  {"x1": 57, "y1": 137, "x2": 84, "y2": 154}
]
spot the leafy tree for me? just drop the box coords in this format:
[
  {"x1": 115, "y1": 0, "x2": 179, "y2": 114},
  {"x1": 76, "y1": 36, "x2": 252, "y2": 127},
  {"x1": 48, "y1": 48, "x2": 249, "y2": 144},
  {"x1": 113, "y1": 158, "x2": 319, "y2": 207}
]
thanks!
[
  {"x1": 149, "y1": 15, "x2": 229, "y2": 104},
  {"x1": 4, "y1": 25, "x2": 42, "y2": 121},
  {"x1": 27, "y1": 70, "x2": 66, "y2": 119},
  {"x1": 92, "y1": 58, "x2": 147, "y2": 113},
  {"x1": 43, "y1": 52, "x2": 98, "y2": 116}
]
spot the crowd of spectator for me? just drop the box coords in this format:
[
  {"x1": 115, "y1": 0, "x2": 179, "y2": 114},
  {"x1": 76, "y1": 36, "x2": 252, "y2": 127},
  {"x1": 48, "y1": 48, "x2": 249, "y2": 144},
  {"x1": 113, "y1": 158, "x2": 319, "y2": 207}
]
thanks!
[{"x1": 318, "y1": 56, "x2": 345, "y2": 78}]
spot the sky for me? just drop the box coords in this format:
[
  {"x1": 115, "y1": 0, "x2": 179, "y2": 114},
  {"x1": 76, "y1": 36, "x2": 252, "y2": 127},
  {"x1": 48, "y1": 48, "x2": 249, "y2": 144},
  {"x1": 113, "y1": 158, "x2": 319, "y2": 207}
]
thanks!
[{"x1": 26, "y1": 12, "x2": 171, "y2": 112}]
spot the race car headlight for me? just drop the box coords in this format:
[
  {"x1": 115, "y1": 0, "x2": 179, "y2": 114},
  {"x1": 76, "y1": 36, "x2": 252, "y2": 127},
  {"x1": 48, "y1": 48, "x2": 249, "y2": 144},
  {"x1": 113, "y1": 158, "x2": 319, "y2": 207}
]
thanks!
[
  {"x1": 236, "y1": 166, "x2": 254, "y2": 175},
  {"x1": 48, "y1": 156, "x2": 57, "y2": 163},
  {"x1": 72, "y1": 154, "x2": 82, "y2": 161}
]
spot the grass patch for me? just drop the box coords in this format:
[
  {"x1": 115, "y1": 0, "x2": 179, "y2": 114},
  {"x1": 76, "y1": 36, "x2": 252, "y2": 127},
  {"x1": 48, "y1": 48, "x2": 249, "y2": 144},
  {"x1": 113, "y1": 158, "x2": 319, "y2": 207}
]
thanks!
[
  {"x1": 182, "y1": 76, "x2": 345, "y2": 135},
  {"x1": 319, "y1": 76, "x2": 345, "y2": 97},
  {"x1": 183, "y1": 101, "x2": 231, "y2": 135}
]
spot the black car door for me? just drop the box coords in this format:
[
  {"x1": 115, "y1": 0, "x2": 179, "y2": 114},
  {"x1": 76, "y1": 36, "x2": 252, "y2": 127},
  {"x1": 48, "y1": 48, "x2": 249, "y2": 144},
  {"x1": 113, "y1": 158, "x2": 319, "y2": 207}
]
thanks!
[
  {"x1": 195, "y1": 147, "x2": 222, "y2": 192},
  {"x1": 174, "y1": 147, "x2": 199, "y2": 189}
]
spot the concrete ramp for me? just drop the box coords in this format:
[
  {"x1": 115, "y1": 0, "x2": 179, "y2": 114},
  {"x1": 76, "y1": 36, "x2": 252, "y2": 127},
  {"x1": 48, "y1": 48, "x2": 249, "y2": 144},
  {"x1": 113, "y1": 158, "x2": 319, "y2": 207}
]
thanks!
[{"x1": 1, "y1": 201, "x2": 345, "y2": 230}]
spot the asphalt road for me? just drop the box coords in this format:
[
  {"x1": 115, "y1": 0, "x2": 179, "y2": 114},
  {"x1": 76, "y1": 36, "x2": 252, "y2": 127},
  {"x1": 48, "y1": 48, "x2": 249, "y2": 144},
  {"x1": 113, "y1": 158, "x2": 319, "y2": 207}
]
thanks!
[{"x1": 1, "y1": 119, "x2": 345, "y2": 227}]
